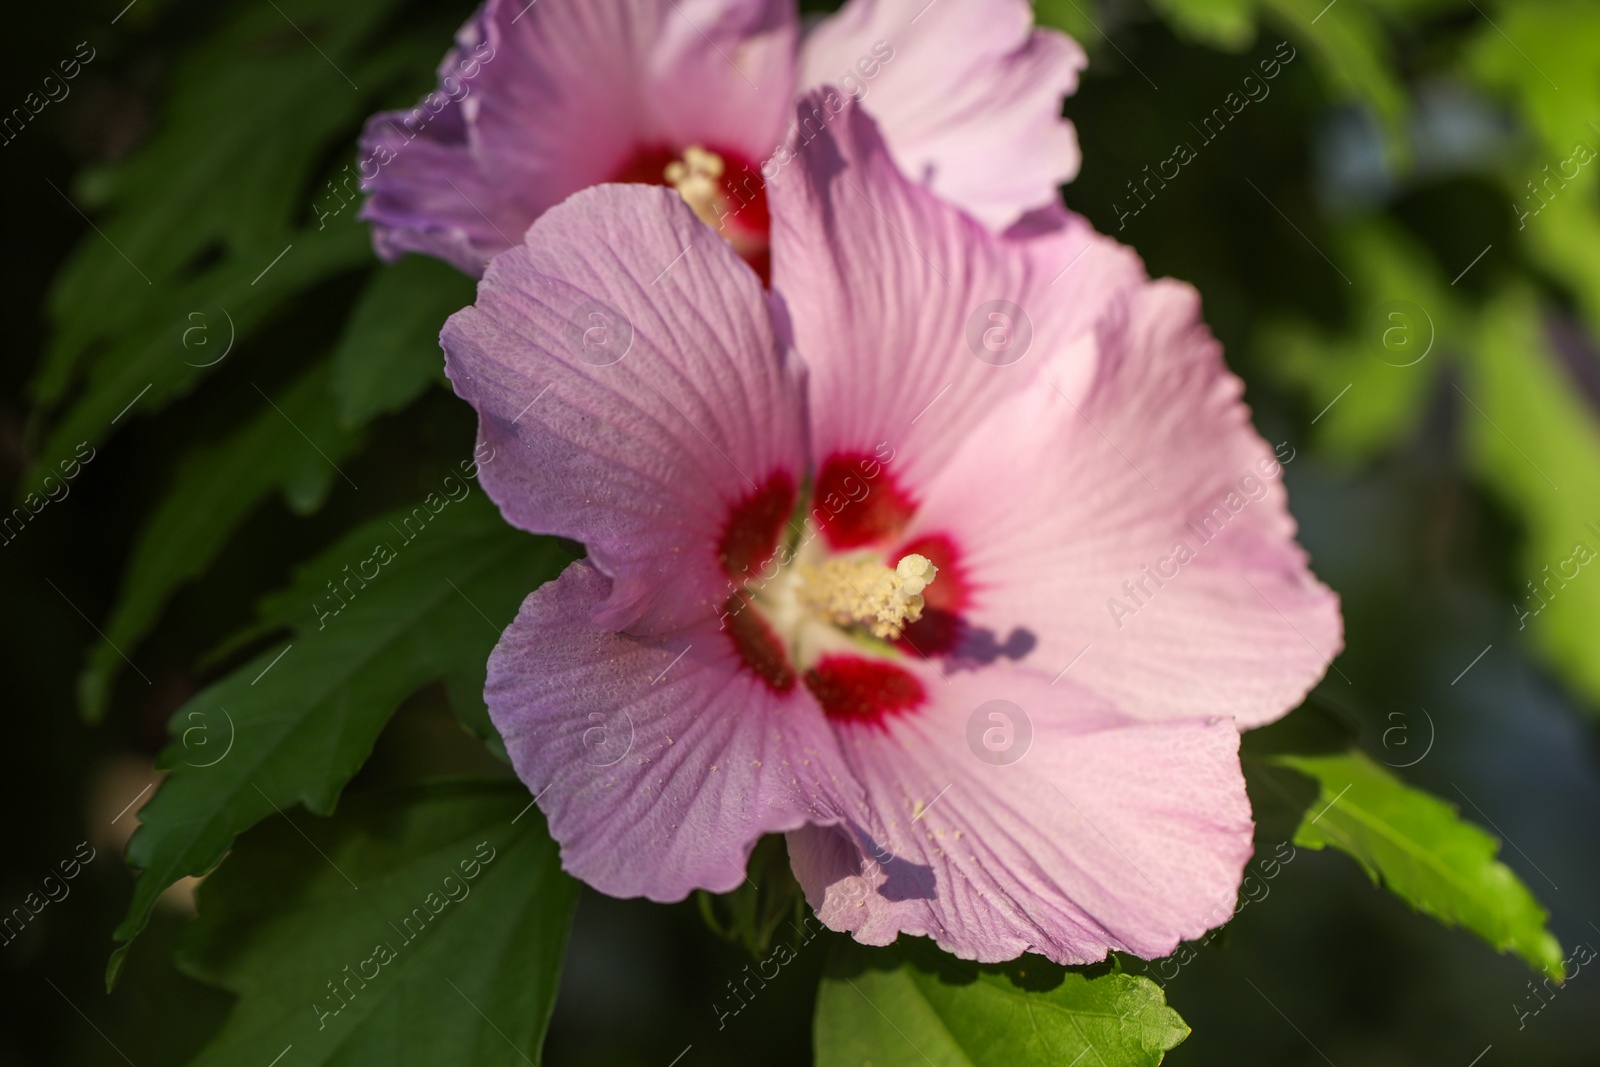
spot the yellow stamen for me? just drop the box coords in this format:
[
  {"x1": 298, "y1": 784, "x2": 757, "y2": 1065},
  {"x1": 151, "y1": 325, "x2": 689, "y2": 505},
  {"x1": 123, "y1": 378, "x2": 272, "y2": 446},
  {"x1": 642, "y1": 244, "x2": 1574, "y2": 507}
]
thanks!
[
  {"x1": 797, "y1": 553, "x2": 938, "y2": 639},
  {"x1": 664, "y1": 145, "x2": 729, "y2": 231}
]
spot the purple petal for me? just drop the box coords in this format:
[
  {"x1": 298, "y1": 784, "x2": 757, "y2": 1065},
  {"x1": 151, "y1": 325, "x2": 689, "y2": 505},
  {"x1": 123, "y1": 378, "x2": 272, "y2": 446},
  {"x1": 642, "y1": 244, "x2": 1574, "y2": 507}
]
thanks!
[
  {"x1": 360, "y1": 0, "x2": 797, "y2": 273},
  {"x1": 442, "y1": 183, "x2": 808, "y2": 636},
  {"x1": 358, "y1": 10, "x2": 528, "y2": 273},
  {"x1": 768, "y1": 94, "x2": 1143, "y2": 494},
  {"x1": 788, "y1": 665, "x2": 1255, "y2": 964},
  {"x1": 799, "y1": 0, "x2": 1085, "y2": 229},
  {"x1": 905, "y1": 281, "x2": 1343, "y2": 729},
  {"x1": 489, "y1": 562, "x2": 859, "y2": 900}
]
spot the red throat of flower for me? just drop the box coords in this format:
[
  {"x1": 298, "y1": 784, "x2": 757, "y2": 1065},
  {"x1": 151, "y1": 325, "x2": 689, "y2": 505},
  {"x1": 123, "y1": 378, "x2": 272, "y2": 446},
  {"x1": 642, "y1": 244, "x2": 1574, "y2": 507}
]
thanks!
[
  {"x1": 712, "y1": 462, "x2": 972, "y2": 729},
  {"x1": 614, "y1": 143, "x2": 771, "y2": 285}
]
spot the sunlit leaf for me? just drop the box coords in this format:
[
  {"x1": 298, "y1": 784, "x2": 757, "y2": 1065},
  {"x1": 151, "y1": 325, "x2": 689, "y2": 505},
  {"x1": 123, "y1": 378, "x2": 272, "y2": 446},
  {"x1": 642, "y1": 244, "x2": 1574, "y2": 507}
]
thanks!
[
  {"x1": 815, "y1": 940, "x2": 1188, "y2": 1066},
  {"x1": 1147, "y1": 0, "x2": 1262, "y2": 50},
  {"x1": 1254, "y1": 745, "x2": 1564, "y2": 979},
  {"x1": 1467, "y1": 2, "x2": 1600, "y2": 332}
]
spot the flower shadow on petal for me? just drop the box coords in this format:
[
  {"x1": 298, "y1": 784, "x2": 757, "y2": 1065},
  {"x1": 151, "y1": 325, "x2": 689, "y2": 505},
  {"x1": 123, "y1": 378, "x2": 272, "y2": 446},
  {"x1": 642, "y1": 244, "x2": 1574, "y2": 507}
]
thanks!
[
  {"x1": 946, "y1": 624, "x2": 1037, "y2": 670},
  {"x1": 807, "y1": 824, "x2": 938, "y2": 905},
  {"x1": 870, "y1": 847, "x2": 936, "y2": 906}
]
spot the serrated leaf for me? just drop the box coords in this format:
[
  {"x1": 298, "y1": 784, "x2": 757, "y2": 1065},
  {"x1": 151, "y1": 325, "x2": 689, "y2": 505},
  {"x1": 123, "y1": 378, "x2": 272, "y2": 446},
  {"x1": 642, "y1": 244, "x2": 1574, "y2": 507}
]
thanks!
[
  {"x1": 176, "y1": 780, "x2": 578, "y2": 1066},
  {"x1": 1257, "y1": 747, "x2": 1564, "y2": 979},
  {"x1": 332, "y1": 255, "x2": 476, "y2": 427},
  {"x1": 111, "y1": 492, "x2": 571, "y2": 981},
  {"x1": 814, "y1": 941, "x2": 1188, "y2": 1066},
  {"x1": 26, "y1": 0, "x2": 458, "y2": 499},
  {"x1": 26, "y1": 219, "x2": 373, "y2": 496},
  {"x1": 33, "y1": 0, "x2": 412, "y2": 409},
  {"x1": 78, "y1": 361, "x2": 362, "y2": 721}
]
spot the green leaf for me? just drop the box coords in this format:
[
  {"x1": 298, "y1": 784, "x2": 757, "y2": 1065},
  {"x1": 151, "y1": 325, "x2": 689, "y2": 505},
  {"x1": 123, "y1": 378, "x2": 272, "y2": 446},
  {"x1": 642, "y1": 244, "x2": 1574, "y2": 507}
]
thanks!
[
  {"x1": 25, "y1": 0, "x2": 455, "y2": 498},
  {"x1": 111, "y1": 491, "x2": 572, "y2": 982},
  {"x1": 78, "y1": 361, "x2": 363, "y2": 721},
  {"x1": 1032, "y1": 0, "x2": 1110, "y2": 50},
  {"x1": 78, "y1": 251, "x2": 480, "y2": 722},
  {"x1": 176, "y1": 780, "x2": 578, "y2": 1066},
  {"x1": 814, "y1": 941, "x2": 1189, "y2": 1066},
  {"x1": 332, "y1": 255, "x2": 476, "y2": 427},
  {"x1": 25, "y1": 219, "x2": 373, "y2": 496},
  {"x1": 1456, "y1": 2, "x2": 1600, "y2": 714},
  {"x1": 441, "y1": 671, "x2": 511, "y2": 765},
  {"x1": 1259, "y1": 0, "x2": 1407, "y2": 154},
  {"x1": 33, "y1": 0, "x2": 413, "y2": 410},
  {"x1": 1254, "y1": 747, "x2": 1564, "y2": 979},
  {"x1": 1113, "y1": 0, "x2": 1416, "y2": 158}
]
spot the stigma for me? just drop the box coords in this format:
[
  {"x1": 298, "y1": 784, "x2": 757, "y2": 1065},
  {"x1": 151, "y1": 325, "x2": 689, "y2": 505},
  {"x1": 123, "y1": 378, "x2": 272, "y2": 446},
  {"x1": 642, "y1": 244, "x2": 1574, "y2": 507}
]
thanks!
[
  {"x1": 664, "y1": 146, "x2": 729, "y2": 231},
  {"x1": 798, "y1": 553, "x2": 938, "y2": 640}
]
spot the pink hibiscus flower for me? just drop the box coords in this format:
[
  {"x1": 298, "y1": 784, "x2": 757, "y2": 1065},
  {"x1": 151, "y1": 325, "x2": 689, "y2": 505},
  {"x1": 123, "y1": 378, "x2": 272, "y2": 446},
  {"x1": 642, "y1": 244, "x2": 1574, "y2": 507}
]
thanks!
[
  {"x1": 441, "y1": 97, "x2": 1342, "y2": 964},
  {"x1": 357, "y1": 0, "x2": 1083, "y2": 281}
]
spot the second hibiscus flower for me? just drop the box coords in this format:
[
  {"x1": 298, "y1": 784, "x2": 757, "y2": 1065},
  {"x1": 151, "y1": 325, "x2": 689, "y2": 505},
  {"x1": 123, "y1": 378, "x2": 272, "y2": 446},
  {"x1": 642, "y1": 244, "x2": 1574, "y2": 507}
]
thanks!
[{"x1": 358, "y1": 0, "x2": 1084, "y2": 280}]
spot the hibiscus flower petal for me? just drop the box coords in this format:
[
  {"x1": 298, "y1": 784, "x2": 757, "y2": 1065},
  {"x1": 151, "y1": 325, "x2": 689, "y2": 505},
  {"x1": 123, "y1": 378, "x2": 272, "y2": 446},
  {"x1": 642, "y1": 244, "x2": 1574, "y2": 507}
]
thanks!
[
  {"x1": 362, "y1": 0, "x2": 796, "y2": 273},
  {"x1": 474, "y1": 0, "x2": 794, "y2": 190},
  {"x1": 767, "y1": 94, "x2": 1143, "y2": 497},
  {"x1": 358, "y1": 14, "x2": 519, "y2": 273},
  {"x1": 769, "y1": 94, "x2": 1337, "y2": 727},
  {"x1": 906, "y1": 282, "x2": 1343, "y2": 727},
  {"x1": 490, "y1": 562, "x2": 858, "y2": 901},
  {"x1": 797, "y1": 0, "x2": 1084, "y2": 230},
  {"x1": 441, "y1": 183, "x2": 808, "y2": 635},
  {"x1": 787, "y1": 665, "x2": 1254, "y2": 963}
]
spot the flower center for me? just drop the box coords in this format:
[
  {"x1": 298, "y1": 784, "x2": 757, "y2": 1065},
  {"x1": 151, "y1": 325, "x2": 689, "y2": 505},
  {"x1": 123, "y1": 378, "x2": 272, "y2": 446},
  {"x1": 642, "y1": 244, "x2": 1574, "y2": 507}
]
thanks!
[
  {"x1": 612, "y1": 143, "x2": 773, "y2": 283},
  {"x1": 796, "y1": 553, "x2": 938, "y2": 640},
  {"x1": 663, "y1": 146, "x2": 729, "y2": 231},
  {"x1": 715, "y1": 469, "x2": 958, "y2": 727},
  {"x1": 738, "y1": 526, "x2": 940, "y2": 675}
]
